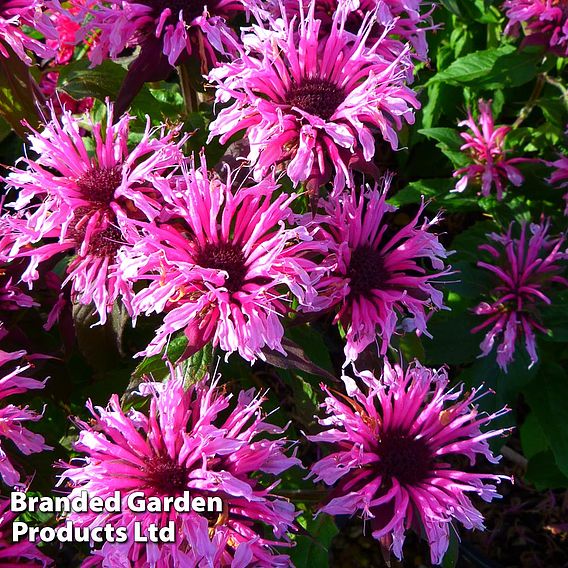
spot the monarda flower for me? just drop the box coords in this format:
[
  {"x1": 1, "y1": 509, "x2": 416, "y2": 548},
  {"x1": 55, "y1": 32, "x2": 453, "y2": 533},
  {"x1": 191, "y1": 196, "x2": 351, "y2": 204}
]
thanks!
[
  {"x1": 284, "y1": 0, "x2": 434, "y2": 61},
  {"x1": 0, "y1": 497, "x2": 52, "y2": 566},
  {"x1": 453, "y1": 99, "x2": 525, "y2": 200},
  {"x1": 120, "y1": 152, "x2": 321, "y2": 362},
  {"x1": 0, "y1": 343, "x2": 50, "y2": 488},
  {"x1": 2, "y1": 102, "x2": 185, "y2": 324},
  {"x1": 547, "y1": 154, "x2": 568, "y2": 214},
  {"x1": 67, "y1": 0, "x2": 244, "y2": 110},
  {"x1": 208, "y1": 1, "x2": 419, "y2": 195},
  {"x1": 58, "y1": 371, "x2": 300, "y2": 567},
  {"x1": 472, "y1": 219, "x2": 568, "y2": 371},
  {"x1": 309, "y1": 361, "x2": 510, "y2": 565},
  {"x1": 311, "y1": 179, "x2": 449, "y2": 362},
  {"x1": 504, "y1": 0, "x2": 568, "y2": 57},
  {"x1": 0, "y1": 0, "x2": 53, "y2": 64}
]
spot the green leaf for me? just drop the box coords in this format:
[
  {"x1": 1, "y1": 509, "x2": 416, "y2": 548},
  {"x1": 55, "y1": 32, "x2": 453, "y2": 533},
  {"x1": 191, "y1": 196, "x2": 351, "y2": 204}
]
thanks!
[
  {"x1": 520, "y1": 413, "x2": 549, "y2": 460},
  {"x1": 428, "y1": 46, "x2": 541, "y2": 90},
  {"x1": 291, "y1": 515, "x2": 338, "y2": 568},
  {"x1": 441, "y1": 527, "x2": 460, "y2": 568},
  {"x1": 131, "y1": 334, "x2": 189, "y2": 382},
  {"x1": 0, "y1": 50, "x2": 42, "y2": 137},
  {"x1": 428, "y1": 46, "x2": 515, "y2": 85},
  {"x1": 525, "y1": 450, "x2": 568, "y2": 490},
  {"x1": 72, "y1": 301, "x2": 128, "y2": 373},
  {"x1": 417, "y1": 127, "x2": 469, "y2": 166},
  {"x1": 57, "y1": 59, "x2": 182, "y2": 120},
  {"x1": 390, "y1": 178, "x2": 479, "y2": 211},
  {"x1": 524, "y1": 363, "x2": 568, "y2": 479},
  {"x1": 182, "y1": 342, "x2": 214, "y2": 388}
]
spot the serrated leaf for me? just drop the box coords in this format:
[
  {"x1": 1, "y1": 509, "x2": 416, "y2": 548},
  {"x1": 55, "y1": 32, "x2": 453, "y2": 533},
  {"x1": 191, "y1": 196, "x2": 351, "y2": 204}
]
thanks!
[
  {"x1": 182, "y1": 342, "x2": 214, "y2": 388},
  {"x1": 428, "y1": 46, "x2": 541, "y2": 90},
  {"x1": 131, "y1": 334, "x2": 189, "y2": 382}
]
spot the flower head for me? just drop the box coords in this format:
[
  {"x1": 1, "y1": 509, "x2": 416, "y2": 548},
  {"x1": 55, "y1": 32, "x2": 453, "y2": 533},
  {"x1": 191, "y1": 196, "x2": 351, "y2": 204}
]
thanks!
[
  {"x1": 309, "y1": 361, "x2": 510, "y2": 565},
  {"x1": 0, "y1": 344, "x2": 50, "y2": 488},
  {"x1": 2, "y1": 101, "x2": 185, "y2": 324},
  {"x1": 0, "y1": 0, "x2": 53, "y2": 64},
  {"x1": 0, "y1": 497, "x2": 52, "y2": 566},
  {"x1": 120, "y1": 152, "x2": 321, "y2": 362},
  {"x1": 453, "y1": 100, "x2": 525, "y2": 200},
  {"x1": 472, "y1": 219, "x2": 568, "y2": 371},
  {"x1": 504, "y1": 0, "x2": 568, "y2": 57},
  {"x1": 547, "y1": 153, "x2": 568, "y2": 214},
  {"x1": 208, "y1": 0, "x2": 419, "y2": 194},
  {"x1": 284, "y1": 0, "x2": 434, "y2": 60},
  {"x1": 78, "y1": 0, "x2": 244, "y2": 71},
  {"x1": 59, "y1": 370, "x2": 300, "y2": 567},
  {"x1": 310, "y1": 178, "x2": 449, "y2": 362}
]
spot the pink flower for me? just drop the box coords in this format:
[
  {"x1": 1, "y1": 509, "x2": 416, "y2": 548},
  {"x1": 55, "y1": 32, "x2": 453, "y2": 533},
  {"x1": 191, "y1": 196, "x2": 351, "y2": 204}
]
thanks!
[
  {"x1": 309, "y1": 360, "x2": 510, "y2": 565},
  {"x1": 0, "y1": 497, "x2": 52, "y2": 566},
  {"x1": 453, "y1": 100, "x2": 525, "y2": 200},
  {"x1": 120, "y1": 152, "x2": 322, "y2": 362},
  {"x1": 504, "y1": 0, "x2": 568, "y2": 57},
  {"x1": 58, "y1": 370, "x2": 300, "y2": 567},
  {"x1": 0, "y1": 343, "x2": 51, "y2": 488},
  {"x1": 208, "y1": 0, "x2": 419, "y2": 195},
  {"x1": 472, "y1": 219, "x2": 568, "y2": 371},
  {"x1": 547, "y1": 154, "x2": 568, "y2": 214},
  {"x1": 2, "y1": 101, "x2": 185, "y2": 324},
  {"x1": 0, "y1": 227, "x2": 37, "y2": 318},
  {"x1": 284, "y1": 0, "x2": 434, "y2": 60},
  {"x1": 77, "y1": 0, "x2": 244, "y2": 70},
  {"x1": 44, "y1": 0, "x2": 89, "y2": 64},
  {"x1": 309, "y1": 178, "x2": 450, "y2": 362},
  {"x1": 0, "y1": 0, "x2": 53, "y2": 64}
]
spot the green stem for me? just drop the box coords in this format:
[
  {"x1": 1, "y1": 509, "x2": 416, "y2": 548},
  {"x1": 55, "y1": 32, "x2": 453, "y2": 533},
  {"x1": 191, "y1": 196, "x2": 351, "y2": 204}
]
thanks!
[
  {"x1": 512, "y1": 73, "x2": 546, "y2": 130},
  {"x1": 177, "y1": 61, "x2": 198, "y2": 116}
]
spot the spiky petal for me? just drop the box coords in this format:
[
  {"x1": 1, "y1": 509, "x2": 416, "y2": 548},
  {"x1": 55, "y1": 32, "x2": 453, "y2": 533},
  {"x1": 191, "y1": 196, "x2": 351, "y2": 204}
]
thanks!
[
  {"x1": 309, "y1": 360, "x2": 510, "y2": 565},
  {"x1": 472, "y1": 219, "x2": 568, "y2": 371}
]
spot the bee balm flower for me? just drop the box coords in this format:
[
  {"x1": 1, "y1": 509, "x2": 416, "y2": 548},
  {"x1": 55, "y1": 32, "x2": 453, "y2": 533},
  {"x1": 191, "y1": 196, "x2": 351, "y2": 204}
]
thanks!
[
  {"x1": 120, "y1": 152, "x2": 322, "y2": 362},
  {"x1": 0, "y1": 0, "x2": 53, "y2": 64},
  {"x1": 59, "y1": 371, "x2": 300, "y2": 567},
  {"x1": 472, "y1": 219, "x2": 568, "y2": 371},
  {"x1": 547, "y1": 153, "x2": 568, "y2": 214},
  {"x1": 208, "y1": 0, "x2": 419, "y2": 194},
  {"x1": 0, "y1": 497, "x2": 52, "y2": 566},
  {"x1": 0, "y1": 345, "x2": 50, "y2": 488},
  {"x1": 504, "y1": 0, "x2": 568, "y2": 57},
  {"x1": 453, "y1": 100, "x2": 525, "y2": 200},
  {"x1": 311, "y1": 179, "x2": 450, "y2": 362},
  {"x1": 2, "y1": 102, "x2": 185, "y2": 324},
  {"x1": 309, "y1": 361, "x2": 510, "y2": 565}
]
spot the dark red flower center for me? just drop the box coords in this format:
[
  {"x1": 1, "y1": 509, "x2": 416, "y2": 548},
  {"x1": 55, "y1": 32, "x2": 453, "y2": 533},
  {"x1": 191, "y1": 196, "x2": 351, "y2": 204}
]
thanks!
[
  {"x1": 285, "y1": 77, "x2": 345, "y2": 121},
  {"x1": 67, "y1": 206, "x2": 122, "y2": 258},
  {"x1": 347, "y1": 246, "x2": 388, "y2": 297},
  {"x1": 143, "y1": 454, "x2": 189, "y2": 495},
  {"x1": 376, "y1": 431, "x2": 432, "y2": 486},
  {"x1": 87, "y1": 226, "x2": 123, "y2": 258},
  {"x1": 76, "y1": 165, "x2": 122, "y2": 204},
  {"x1": 195, "y1": 242, "x2": 248, "y2": 293}
]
